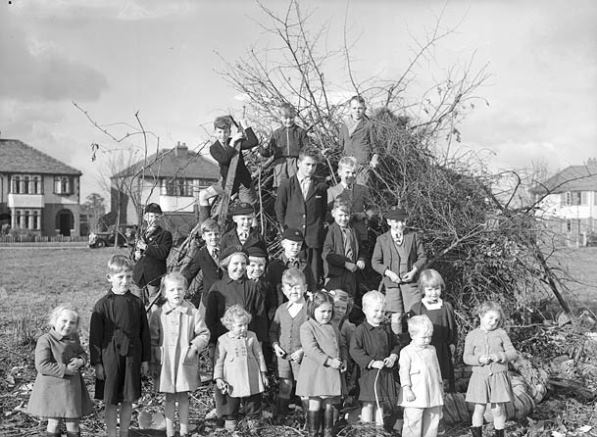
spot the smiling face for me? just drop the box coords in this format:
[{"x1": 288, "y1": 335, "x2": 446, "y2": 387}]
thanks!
[
  {"x1": 54, "y1": 310, "x2": 79, "y2": 337},
  {"x1": 232, "y1": 214, "x2": 253, "y2": 234},
  {"x1": 363, "y1": 301, "x2": 385, "y2": 327},
  {"x1": 480, "y1": 310, "x2": 501, "y2": 332},
  {"x1": 387, "y1": 218, "x2": 406, "y2": 234},
  {"x1": 215, "y1": 126, "x2": 231, "y2": 144},
  {"x1": 164, "y1": 278, "x2": 186, "y2": 307},
  {"x1": 282, "y1": 280, "x2": 306, "y2": 303},
  {"x1": 107, "y1": 268, "x2": 133, "y2": 294},
  {"x1": 144, "y1": 212, "x2": 161, "y2": 228},
  {"x1": 281, "y1": 239, "x2": 302, "y2": 259},
  {"x1": 338, "y1": 165, "x2": 356, "y2": 187},
  {"x1": 297, "y1": 156, "x2": 317, "y2": 178},
  {"x1": 313, "y1": 302, "x2": 333, "y2": 324},
  {"x1": 227, "y1": 253, "x2": 247, "y2": 280},
  {"x1": 229, "y1": 319, "x2": 249, "y2": 338},
  {"x1": 246, "y1": 256, "x2": 266, "y2": 280},
  {"x1": 423, "y1": 285, "x2": 442, "y2": 303},
  {"x1": 202, "y1": 230, "x2": 220, "y2": 248},
  {"x1": 332, "y1": 207, "x2": 351, "y2": 228}
]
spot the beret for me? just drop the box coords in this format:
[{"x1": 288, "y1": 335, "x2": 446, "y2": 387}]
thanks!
[{"x1": 282, "y1": 228, "x2": 304, "y2": 242}]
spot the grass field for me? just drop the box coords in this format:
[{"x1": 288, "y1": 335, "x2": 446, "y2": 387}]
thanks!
[{"x1": 0, "y1": 246, "x2": 596, "y2": 436}]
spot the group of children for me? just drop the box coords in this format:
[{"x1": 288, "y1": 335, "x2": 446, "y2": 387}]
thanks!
[{"x1": 27, "y1": 99, "x2": 519, "y2": 437}]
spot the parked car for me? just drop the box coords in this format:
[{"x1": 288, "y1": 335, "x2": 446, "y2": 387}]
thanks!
[{"x1": 89, "y1": 226, "x2": 136, "y2": 248}]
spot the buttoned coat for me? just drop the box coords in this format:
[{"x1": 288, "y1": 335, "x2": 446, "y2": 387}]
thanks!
[
  {"x1": 210, "y1": 127, "x2": 259, "y2": 193},
  {"x1": 397, "y1": 344, "x2": 444, "y2": 408},
  {"x1": 133, "y1": 226, "x2": 173, "y2": 288},
  {"x1": 220, "y1": 227, "x2": 268, "y2": 259},
  {"x1": 149, "y1": 301, "x2": 210, "y2": 393},
  {"x1": 27, "y1": 330, "x2": 93, "y2": 418},
  {"x1": 339, "y1": 116, "x2": 376, "y2": 166},
  {"x1": 214, "y1": 331, "x2": 267, "y2": 398},
  {"x1": 327, "y1": 182, "x2": 370, "y2": 243},
  {"x1": 275, "y1": 175, "x2": 328, "y2": 249},
  {"x1": 371, "y1": 230, "x2": 427, "y2": 289},
  {"x1": 296, "y1": 319, "x2": 347, "y2": 397},
  {"x1": 322, "y1": 222, "x2": 363, "y2": 297},
  {"x1": 180, "y1": 245, "x2": 222, "y2": 305}
]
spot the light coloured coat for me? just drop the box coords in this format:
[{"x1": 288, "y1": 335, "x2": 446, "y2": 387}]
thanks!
[{"x1": 150, "y1": 301, "x2": 210, "y2": 393}]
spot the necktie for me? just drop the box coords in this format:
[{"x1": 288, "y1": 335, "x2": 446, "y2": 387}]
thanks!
[
  {"x1": 343, "y1": 228, "x2": 353, "y2": 261},
  {"x1": 301, "y1": 177, "x2": 310, "y2": 198},
  {"x1": 239, "y1": 232, "x2": 248, "y2": 245},
  {"x1": 393, "y1": 233, "x2": 403, "y2": 246},
  {"x1": 211, "y1": 248, "x2": 219, "y2": 263},
  {"x1": 288, "y1": 258, "x2": 299, "y2": 269}
]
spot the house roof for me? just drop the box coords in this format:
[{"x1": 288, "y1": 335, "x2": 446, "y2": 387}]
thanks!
[
  {"x1": 0, "y1": 139, "x2": 82, "y2": 176},
  {"x1": 531, "y1": 164, "x2": 597, "y2": 194},
  {"x1": 111, "y1": 143, "x2": 219, "y2": 180}
]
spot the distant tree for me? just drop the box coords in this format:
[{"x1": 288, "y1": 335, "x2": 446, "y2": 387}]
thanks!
[{"x1": 82, "y1": 193, "x2": 106, "y2": 233}]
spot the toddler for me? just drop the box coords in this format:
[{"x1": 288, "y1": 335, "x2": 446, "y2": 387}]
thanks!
[
  {"x1": 90, "y1": 255, "x2": 151, "y2": 437},
  {"x1": 464, "y1": 302, "x2": 517, "y2": 437},
  {"x1": 214, "y1": 305, "x2": 268, "y2": 432},
  {"x1": 27, "y1": 304, "x2": 93, "y2": 437},
  {"x1": 398, "y1": 315, "x2": 444, "y2": 437},
  {"x1": 296, "y1": 291, "x2": 347, "y2": 437},
  {"x1": 349, "y1": 291, "x2": 400, "y2": 431},
  {"x1": 149, "y1": 272, "x2": 210, "y2": 437}
]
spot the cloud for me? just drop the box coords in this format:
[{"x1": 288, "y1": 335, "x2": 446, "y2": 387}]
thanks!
[{"x1": 0, "y1": 11, "x2": 108, "y2": 101}]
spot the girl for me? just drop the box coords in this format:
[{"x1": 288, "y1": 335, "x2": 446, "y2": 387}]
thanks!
[
  {"x1": 408, "y1": 269, "x2": 457, "y2": 391},
  {"x1": 349, "y1": 291, "x2": 400, "y2": 432},
  {"x1": 213, "y1": 305, "x2": 268, "y2": 432},
  {"x1": 296, "y1": 291, "x2": 347, "y2": 437},
  {"x1": 149, "y1": 272, "x2": 210, "y2": 437},
  {"x1": 28, "y1": 303, "x2": 93, "y2": 437},
  {"x1": 464, "y1": 302, "x2": 517, "y2": 437},
  {"x1": 398, "y1": 315, "x2": 443, "y2": 437}
]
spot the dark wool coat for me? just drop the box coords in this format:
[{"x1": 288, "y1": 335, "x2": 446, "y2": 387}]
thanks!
[
  {"x1": 220, "y1": 227, "x2": 268, "y2": 259},
  {"x1": 27, "y1": 330, "x2": 93, "y2": 418},
  {"x1": 265, "y1": 252, "x2": 315, "y2": 306},
  {"x1": 180, "y1": 245, "x2": 222, "y2": 305},
  {"x1": 210, "y1": 127, "x2": 259, "y2": 193},
  {"x1": 322, "y1": 222, "x2": 363, "y2": 297},
  {"x1": 339, "y1": 116, "x2": 376, "y2": 166},
  {"x1": 371, "y1": 231, "x2": 427, "y2": 289},
  {"x1": 133, "y1": 225, "x2": 173, "y2": 288},
  {"x1": 327, "y1": 182, "x2": 371, "y2": 244},
  {"x1": 275, "y1": 175, "x2": 328, "y2": 249},
  {"x1": 261, "y1": 124, "x2": 309, "y2": 159},
  {"x1": 89, "y1": 290, "x2": 151, "y2": 404}
]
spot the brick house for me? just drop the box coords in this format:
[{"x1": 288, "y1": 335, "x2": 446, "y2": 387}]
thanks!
[
  {"x1": 531, "y1": 160, "x2": 597, "y2": 245},
  {"x1": 0, "y1": 139, "x2": 82, "y2": 237}
]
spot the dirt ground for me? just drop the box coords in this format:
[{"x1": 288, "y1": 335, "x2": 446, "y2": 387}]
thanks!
[{"x1": 1, "y1": 246, "x2": 596, "y2": 436}]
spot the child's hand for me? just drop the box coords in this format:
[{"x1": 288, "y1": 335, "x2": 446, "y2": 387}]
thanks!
[
  {"x1": 290, "y1": 349, "x2": 304, "y2": 363},
  {"x1": 230, "y1": 131, "x2": 244, "y2": 145},
  {"x1": 479, "y1": 355, "x2": 490, "y2": 365},
  {"x1": 489, "y1": 353, "x2": 502, "y2": 363},
  {"x1": 386, "y1": 270, "x2": 401, "y2": 283},
  {"x1": 370, "y1": 360, "x2": 385, "y2": 370},
  {"x1": 402, "y1": 386, "x2": 416, "y2": 402},
  {"x1": 369, "y1": 154, "x2": 380, "y2": 168},
  {"x1": 340, "y1": 360, "x2": 348, "y2": 373},
  {"x1": 261, "y1": 371, "x2": 269, "y2": 388},
  {"x1": 345, "y1": 262, "x2": 357, "y2": 273},
  {"x1": 401, "y1": 269, "x2": 416, "y2": 283},
  {"x1": 356, "y1": 260, "x2": 365, "y2": 270},
  {"x1": 383, "y1": 354, "x2": 398, "y2": 368},
  {"x1": 273, "y1": 344, "x2": 287, "y2": 359},
  {"x1": 65, "y1": 361, "x2": 79, "y2": 375},
  {"x1": 216, "y1": 378, "x2": 229, "y2": 394},
  {"x1": 141, "y1": 361, "x2": 149, "y2": 376},
  {"x1": 449, "y1": 344, "x2": 456, "y2": 363},
  {"x1": 68, "y1": 357, "x2": 84, "y2": 370},
  {"x1": 326, "y1": 357, "x2": 342, "y2": 369},
  {"x1": 95, "y1": 364, "x2": 105, "y2": 380}
]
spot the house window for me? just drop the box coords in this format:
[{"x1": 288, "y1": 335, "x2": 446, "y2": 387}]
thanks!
[
  {"x1": 164, "y1": 178, "x2": 194, "y2": 197},
  {"x1": 54, "y1": 176, "x2": 73, "y2": 194},
  {"x1": 563, "y1": 192, "x2": 582, "y2": 206},
  {"x1": 14, "y1": 209, "x2": 41, "y2": 230},
  {"x1": 9, "y1": 174, "x2": 42, "y2": 194}
]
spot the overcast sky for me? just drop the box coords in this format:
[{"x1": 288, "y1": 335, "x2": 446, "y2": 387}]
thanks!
[{"x1": 1, "y1": 0, "x2": 596, "y2": 201}]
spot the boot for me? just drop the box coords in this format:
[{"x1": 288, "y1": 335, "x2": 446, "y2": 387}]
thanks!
[
  {"x1": 66, "y1": 433, "x2": 81, "y2": 437},
  {"x1": 323, "y1": 403, "x2": 337, "y2": 437},
  {"x1": 302, "y1": 398, "x2": 310, "y2": 423},
  {"x1": 495, "y1": 429, "x2": 505, "y2": 437},
  {"x1": 471, "y1": 426, "x2": 482, "y2": 437},
  {"x1": 277, "y1": 397, "x2": 290, "y2": 418},
  {"x1": 307, "y1": 410, "x2": 322, "y2": 437},
  {"x1": 46, "y1": 433, "x2": 61, "y2": 437}
]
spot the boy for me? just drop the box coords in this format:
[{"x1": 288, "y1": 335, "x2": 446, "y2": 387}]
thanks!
[
  {"x1": 219, "y1": 201, "x2": 267, "y2": 256},
  {"x1": 269, "y1": 268, "x2": 309, "y2": 420},
  {"x1": 339, "y1": 96, "x2": 379, "y2": 184},
  {"x1": 327, "y1": 156, "x2": 372, "y2": 250},
  {"x1": 266, "y1": 227, "x2": 315, "y2": 306},
  {"x1": 275, "y1": 150, "x2": 328, "y2": 286},
  {"x1": 371, "y1": 206, "x2": 427, "y2": 332},
  {"x1": 197, "y1": 116, "x2": 259, "y2": 224},
  {"x1": 90, "y1": 255, "x2": 151, "y2": 437},
  {"x1": 132, "y1": 203, "x2": 173, "y2": 308},
  {"x1": 259, "y1": 103, "x2": 309, "y2": 188},
  {"x1": 181, "y1": 218, "x2": 222, "y2": 309},
  {"x1": 322, "y1": 199, "x2": 365, "y2": 298}
]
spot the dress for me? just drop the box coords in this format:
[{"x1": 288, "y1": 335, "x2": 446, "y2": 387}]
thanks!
[
  {"x1": 27, "y1": 330, "x2": 93, "y2": 418},
  {"x1": 149, "y1": 301, "x2": 210, "y2": 393},
  {"x1": 397, "y1": 344, "x2": 443, "y2": 408},
  {"x1": 408, "y1": 299, "x2": 457, "y2": 381},
  {"x1": 349, "y1": 322, "x2": 400, "y2": 406},
  {"x1": 463, "y1": 328, "x2": 517, "y2": 404},
  {"x1": 296, "y1": 319, "x2": 346, "y2": 398},
  {"x1": 89, "y1": 289, "x2": 151, "y2": 404}
]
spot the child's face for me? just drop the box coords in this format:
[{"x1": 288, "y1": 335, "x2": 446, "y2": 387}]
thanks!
[
  {"x1": 350, "y1": 100, "x2": 366, "y2": 120},
  {"x1": 281, "y1": 111, "x2": 295, "y2": 128},
  {"x1": 246, "y1": 257, "x2": 266, "y2": 280},
  {"x1": 423, "y1": 285, "x2": 442, "y2": 303},
  {"x1": 227, "y1": 254, "x2": 247, "y2": 280},
  {"x1": 164, "y1": 278, "x2": 185, "y2": 307},
  {"x1": 55, "y1": 310, "x2": 78, "y2": 337},
  {"x1": 202, "y1": 230, "x2": 220, "y2": 247},
  {"x1": 282, "y1": 280, "x2": 306, "y2": 303},
  {"x1": 107, "y1": 269, "x2": 133, "y2": 294},
  {"x1": 313, "y1": 302, "x2": 333, "y2": 324},
  {"x1": 281, "y1": 239, "x2": 302, "y2": 259},
  {"x1": 332, "y1": 208, "x2": 351, "y2": 228},
  {"x1": 387, "y1": 218, "x2": 406, "y2": 234},
  {"x1": 363, "y1": 301, "x2": 385, "y2": 327},
  {"x1": 297, "y1": 156, "x2": 317, "y2": 178},
  {"x1": 229, "y1": 319, "x2": 248, "y2": 338},
  {"x1": 411, "y1": 330, "x2": 432, "y2": 348},
  {"x1": 144, "y1": 212, "x2": 161, "y2": 227},
  {"x1": 233, "y1": 214, "x2": 253, "y2": 233},
  {"x1": 338, "y1": 165, "x2": 356, "y2": 186},
  {"x1": 215, "y1": 126, "x2": 231, "y2": 143},
  {"x1": 480, "y1": 310, "x2": 501, "y2": 331}
]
